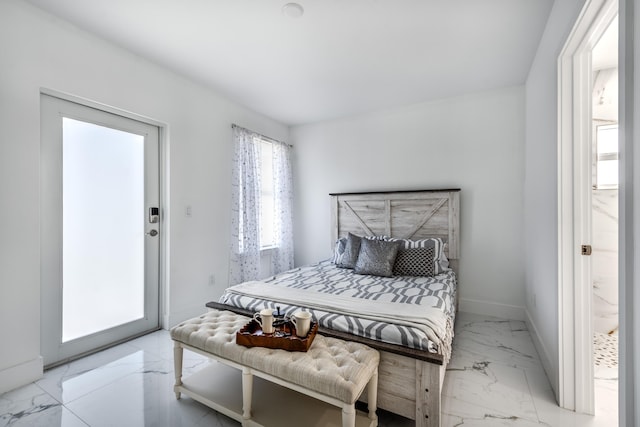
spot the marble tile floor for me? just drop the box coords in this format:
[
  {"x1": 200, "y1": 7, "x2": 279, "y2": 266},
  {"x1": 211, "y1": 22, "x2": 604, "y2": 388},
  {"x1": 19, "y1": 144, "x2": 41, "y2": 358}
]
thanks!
[
  {"x1": 594, "y1": 332, "x2": 618, "y2": 370},
  {"x1": 0, "y1": 312, "x2": 618, "y2": 427}
]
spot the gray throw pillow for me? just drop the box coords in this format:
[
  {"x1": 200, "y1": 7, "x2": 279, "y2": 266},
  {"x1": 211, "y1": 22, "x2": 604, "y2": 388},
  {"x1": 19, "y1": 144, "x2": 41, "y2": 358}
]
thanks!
[
  {"x1": 354, "y1": 238, "x2": 401, "y2": 277},
  {"x1": 336, "y1": 233, "x2": 361, "y2": 269},
  {"x1": 331, "y1": 237, "x2": 347, "y2": 264}
]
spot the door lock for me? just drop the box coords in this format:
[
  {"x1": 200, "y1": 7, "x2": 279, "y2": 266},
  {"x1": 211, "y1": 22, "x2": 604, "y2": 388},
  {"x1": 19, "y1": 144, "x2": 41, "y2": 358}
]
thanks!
[
  {"x1": 581, "y1": 244, "x2": 592, "y2": 256},
  {"x1": 148, "y1": 207, "x2": 159, "y2": 224},
  {"x1": 146, "y1": 229, "x2": 158, "y2": 237}
]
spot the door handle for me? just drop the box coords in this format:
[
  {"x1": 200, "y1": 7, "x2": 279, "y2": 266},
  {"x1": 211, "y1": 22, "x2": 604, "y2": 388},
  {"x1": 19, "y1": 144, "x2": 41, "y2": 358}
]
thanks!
[{"x1": 146, "y1": 229, "x2": 158, "y2": 237}]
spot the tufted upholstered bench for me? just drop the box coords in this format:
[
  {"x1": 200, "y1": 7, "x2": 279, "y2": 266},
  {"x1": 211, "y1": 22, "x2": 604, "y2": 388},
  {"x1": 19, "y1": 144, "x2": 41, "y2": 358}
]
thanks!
[{"x1": 170, "y1": 309, "x2": 380, "y2": 427}]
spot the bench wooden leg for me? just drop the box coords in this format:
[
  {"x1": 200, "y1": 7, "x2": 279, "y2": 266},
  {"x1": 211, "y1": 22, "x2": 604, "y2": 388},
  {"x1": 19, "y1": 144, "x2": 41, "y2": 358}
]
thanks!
[
  {"x1": 242, "y1": 367, "x2": 253, "y2": 421},
  {"x1": 367, "y1": 369, "x2": 378, "y2": 424},
  {"x1": 173, "y1": 341, "x2": 183, "y2": 399},
  {"x1": 342, "y1": 404, "x2": 356, "y2": 427}
]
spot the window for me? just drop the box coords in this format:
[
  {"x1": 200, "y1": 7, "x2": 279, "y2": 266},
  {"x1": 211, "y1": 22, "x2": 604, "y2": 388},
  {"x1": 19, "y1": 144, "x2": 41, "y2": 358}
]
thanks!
[
  {"x1": 229, "y1": 124, "x2": 294, "y2": 284},
  {"x1": 258, "y1": 137, "x2": 275, "y2": 248},
  {"x1": 595, "y1": 124, "x2": 618, "y2": 189}
]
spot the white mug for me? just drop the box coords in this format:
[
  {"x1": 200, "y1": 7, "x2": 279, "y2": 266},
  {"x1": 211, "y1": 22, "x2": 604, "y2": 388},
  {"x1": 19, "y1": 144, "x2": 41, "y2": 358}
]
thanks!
[
  {"x1": 254, "y1": 308, "x2": 275, "y2": 334},
  {"x1": 291, "y1": 311, "x2": 312, "y2": 338}
]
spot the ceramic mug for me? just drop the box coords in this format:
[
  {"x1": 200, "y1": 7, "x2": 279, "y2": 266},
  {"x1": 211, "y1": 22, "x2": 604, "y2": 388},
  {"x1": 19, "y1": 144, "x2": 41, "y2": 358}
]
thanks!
[
  {"x1": 291, "y1": 311, "x2": 312, "y2": 338},
  {"x1": 254, "y1": 308, "x2": 275, "y2": 334}
]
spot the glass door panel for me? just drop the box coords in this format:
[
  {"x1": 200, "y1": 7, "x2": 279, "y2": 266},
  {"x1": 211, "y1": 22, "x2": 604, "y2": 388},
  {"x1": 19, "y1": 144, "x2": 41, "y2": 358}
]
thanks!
[{"x1": 62, "y1": 118, "x2": 145, "y2": 342}]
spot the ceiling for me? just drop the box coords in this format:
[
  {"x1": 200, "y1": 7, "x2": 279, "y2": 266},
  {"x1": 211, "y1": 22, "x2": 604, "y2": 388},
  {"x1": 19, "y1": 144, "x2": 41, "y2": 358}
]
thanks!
[{"x1": 26, "y1": 0, "x2": 554, "y2": 126}]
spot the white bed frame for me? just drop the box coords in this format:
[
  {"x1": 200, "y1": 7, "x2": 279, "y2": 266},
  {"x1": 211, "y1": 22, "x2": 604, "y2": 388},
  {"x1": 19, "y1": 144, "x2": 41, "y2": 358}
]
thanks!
[{"x1": 329, "y1": 189, "x2": 460, "y2": 427}]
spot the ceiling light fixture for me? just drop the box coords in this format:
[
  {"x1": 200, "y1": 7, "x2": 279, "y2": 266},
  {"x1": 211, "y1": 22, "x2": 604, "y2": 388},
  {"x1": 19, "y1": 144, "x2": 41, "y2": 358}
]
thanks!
[{"x1": 282, "y1": 3, "x2": 304, "y2": 18}]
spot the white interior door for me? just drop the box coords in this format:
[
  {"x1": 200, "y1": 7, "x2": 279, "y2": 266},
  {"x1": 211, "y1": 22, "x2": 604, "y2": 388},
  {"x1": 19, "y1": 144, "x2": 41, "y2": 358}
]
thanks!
[{"x1": 40, "y1": 94, "x2": 160, "y2": 367}]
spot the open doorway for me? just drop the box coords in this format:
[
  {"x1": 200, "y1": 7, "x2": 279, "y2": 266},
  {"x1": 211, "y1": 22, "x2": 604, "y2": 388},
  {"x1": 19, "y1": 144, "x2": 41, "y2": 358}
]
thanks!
[
  {"x1": 557, "y1": 0, "x2": 618, "y2": 416},
  {"x1": 591, "y1": 15, "x2": 619, "y2": 415}
]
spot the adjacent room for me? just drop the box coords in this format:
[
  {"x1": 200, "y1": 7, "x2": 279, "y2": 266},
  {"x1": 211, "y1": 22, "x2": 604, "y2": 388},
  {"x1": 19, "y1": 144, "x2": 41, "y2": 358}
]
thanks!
[
  {"x1": 591, "y1": 13, "x2": 619, "y2": 418},
  {"x1": 1, "y1": 0, "x2": 638, "y2": 426}
]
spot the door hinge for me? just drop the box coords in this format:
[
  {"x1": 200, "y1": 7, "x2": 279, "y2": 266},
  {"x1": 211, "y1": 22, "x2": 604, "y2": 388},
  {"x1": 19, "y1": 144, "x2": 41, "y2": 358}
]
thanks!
[{"x1": 581, "y1": 244, "x2": 592, "y2": 256}]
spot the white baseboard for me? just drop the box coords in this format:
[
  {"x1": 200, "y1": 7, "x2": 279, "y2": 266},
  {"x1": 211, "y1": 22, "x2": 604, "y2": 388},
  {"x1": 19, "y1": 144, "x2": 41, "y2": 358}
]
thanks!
[
  {"x1": 525, "y1": 308, "x2": 558, "y2": 399},
  {"x1": 458, "y1": 297, "x2": 525, "y2": 321},
  {"x1": 0, "y1": 356, "x2": 43, "y2": 394}
]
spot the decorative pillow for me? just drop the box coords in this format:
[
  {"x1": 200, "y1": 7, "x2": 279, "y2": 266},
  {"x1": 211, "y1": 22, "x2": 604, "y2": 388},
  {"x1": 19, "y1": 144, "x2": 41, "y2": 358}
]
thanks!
[
  {"x1": 393, "y1": 247, "x2": 436, "y2": 277},
  {"x1": 439, "y1": 243, "x2": 450, "y2": 271},
  {"x1": 354, "y1": 238, "x2": 401, "y2": 277},
  {"x1": 336, "y1": 233, "x2": 362, "y2": 269},
  {"x1": 387, "y1": 237, "x2": 447, "y2": 274},
  {"x1": 331, "y1": 237, "x2": 347, "y2": 264}
]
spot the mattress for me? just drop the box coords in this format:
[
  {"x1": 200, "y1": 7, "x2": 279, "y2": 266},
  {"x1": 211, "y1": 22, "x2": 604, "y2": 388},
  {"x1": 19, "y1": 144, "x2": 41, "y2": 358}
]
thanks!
[{"x1": 219, "y1": 260, "x2": 457, "y2": 357}]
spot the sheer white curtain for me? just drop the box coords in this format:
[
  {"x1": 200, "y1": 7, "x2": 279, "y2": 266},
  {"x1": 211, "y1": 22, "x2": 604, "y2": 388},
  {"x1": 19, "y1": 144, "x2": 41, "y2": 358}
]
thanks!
[
  {"x1": 228, "y1": 125, "x2": 294, "y2": 285},
  {"x1": 229, "y1": 125, "x2": 261, "y2": 285},
  {"x1": 270, "y1": 140, "x2": 294, "y2": 275}
]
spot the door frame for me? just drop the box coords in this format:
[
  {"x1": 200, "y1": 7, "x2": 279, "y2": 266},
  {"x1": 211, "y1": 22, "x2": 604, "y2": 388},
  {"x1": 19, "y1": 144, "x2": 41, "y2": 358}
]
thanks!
[
  {"x1": 39, "y1": 88, "x2": 170, "y2": 364},
  {"x1": 557, "y1": 0, "x2": 618, "y2": 414}
]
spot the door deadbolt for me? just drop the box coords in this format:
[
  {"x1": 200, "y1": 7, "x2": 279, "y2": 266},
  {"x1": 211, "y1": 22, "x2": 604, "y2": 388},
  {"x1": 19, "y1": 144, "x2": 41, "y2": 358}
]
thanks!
[
  {"x1": 146, "y1": 229, "x2": 158, "y2": 237},
  {"x1": 581, "y1": 244, "x2": 592, "y2": 255},
  {"x1": 149, "y1": 207, "x2": 159, "y2": 224}
]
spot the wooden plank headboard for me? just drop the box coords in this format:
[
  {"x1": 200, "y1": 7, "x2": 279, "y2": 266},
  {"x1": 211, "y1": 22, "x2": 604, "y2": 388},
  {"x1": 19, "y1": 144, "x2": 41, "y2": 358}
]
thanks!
[{"x1": 330, "y1": 189, "x2": 460, "y2": 260}]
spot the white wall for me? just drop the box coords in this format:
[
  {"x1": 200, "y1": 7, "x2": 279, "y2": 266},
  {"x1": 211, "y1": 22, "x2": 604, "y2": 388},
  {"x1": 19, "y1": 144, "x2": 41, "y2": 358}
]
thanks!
[
  {"x1": 593, "y1": 68, "x2": 619, "y2": 121},
  {"x1": 523, "y1": 0, "x2": 586, "y2": 396},
  {"x1": 0, "y1": 0, "x2": 287, "y2": 393},
  {"x1": 291, "y1": 86, "x2": 526, "y2": 320},
  {"x1": 592, "y1": 189, "x2": 618, "y2": 334}
]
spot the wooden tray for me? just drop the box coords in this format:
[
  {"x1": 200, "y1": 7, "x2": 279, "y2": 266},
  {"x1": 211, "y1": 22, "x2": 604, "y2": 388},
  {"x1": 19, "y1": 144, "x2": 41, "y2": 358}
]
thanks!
[{"x1": 236, "y1": 319, "x2": 318, "y2": 352}]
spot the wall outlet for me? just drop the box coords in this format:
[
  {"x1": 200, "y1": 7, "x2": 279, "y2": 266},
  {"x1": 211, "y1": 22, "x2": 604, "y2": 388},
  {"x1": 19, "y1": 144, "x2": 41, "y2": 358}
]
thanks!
[
  {"x1": 532, "y1": 292, "x2": 537, "y2": 308},
  {"x1": 185, "y1": 205, "x2": 192, "y2": 218},
  {"x1": 208, "y1": 274, "x2": 215, "y2": 286}
]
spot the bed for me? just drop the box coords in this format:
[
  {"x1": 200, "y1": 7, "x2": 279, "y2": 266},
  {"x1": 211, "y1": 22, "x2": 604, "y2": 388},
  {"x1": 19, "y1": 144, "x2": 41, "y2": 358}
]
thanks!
[{"x1": 214, "y1": 189, "x2": 460, "y2": 427}]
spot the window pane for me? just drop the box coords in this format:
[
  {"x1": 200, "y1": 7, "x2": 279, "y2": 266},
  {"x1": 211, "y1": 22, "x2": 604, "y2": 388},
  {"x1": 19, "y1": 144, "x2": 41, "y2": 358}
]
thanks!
[
  {"x1": 62, "y1": 118, "x2": 145, "y2": 342},
  {"x1": 259, "y1": 140, "x2": 275, "y2": 247},
  {"x1": 596, "y1": 125, "x2": 618, "y2": 188}
]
